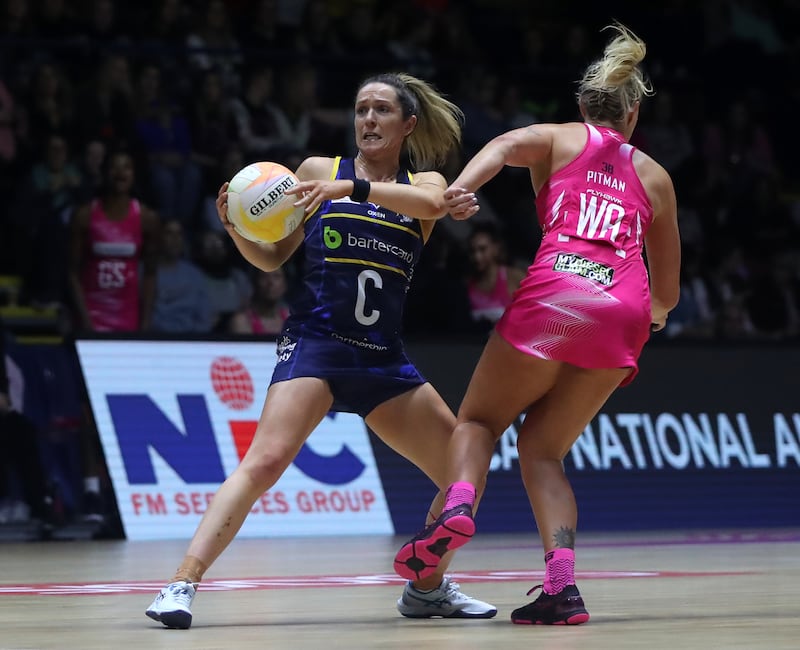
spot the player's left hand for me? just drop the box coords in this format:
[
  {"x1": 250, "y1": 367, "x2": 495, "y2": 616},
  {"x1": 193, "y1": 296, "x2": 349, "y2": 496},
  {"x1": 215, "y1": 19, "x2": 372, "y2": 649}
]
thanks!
[{"x1": 444, "y1": 186, "x2": 479, "y2": 220}]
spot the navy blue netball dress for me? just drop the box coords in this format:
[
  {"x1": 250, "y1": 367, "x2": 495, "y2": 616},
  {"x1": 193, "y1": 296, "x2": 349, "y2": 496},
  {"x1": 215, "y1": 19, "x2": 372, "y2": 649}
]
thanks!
[{"x1": 270, "y1": 157, "x2": 427, "y2": 416}]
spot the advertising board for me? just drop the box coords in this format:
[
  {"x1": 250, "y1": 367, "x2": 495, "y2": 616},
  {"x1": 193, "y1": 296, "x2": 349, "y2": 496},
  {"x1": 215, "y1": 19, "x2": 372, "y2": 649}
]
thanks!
[{"x1": 76, "y1": 340, "x2": 392, "y2": 540}]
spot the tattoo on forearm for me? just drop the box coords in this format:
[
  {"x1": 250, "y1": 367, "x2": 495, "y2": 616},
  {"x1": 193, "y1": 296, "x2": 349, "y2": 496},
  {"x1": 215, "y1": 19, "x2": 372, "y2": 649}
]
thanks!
[{"x1": 553, "y1": 526, "x2": 576, "y2": 549}]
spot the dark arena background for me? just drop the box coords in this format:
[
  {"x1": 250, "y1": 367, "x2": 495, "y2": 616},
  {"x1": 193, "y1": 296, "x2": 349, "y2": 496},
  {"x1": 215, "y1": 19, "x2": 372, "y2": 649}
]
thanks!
[{"x1": 1, "y1": 2, "x2": 798, "y2": 648}]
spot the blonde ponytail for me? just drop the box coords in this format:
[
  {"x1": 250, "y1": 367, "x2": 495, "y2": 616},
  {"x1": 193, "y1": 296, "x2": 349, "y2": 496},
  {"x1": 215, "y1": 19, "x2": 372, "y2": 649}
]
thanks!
[{"x1": 577, "y1": 23, "x2": 654, "y2": 125}]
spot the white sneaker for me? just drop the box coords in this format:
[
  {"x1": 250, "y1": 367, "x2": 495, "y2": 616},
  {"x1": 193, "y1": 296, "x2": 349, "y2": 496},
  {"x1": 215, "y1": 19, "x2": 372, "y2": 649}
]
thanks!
[
  {"x1": 397, "y1": 576, "x2": 497, "y2": 618},
  {"x1": 145, "y1": 581, "x2": 197, "y2": 629}
]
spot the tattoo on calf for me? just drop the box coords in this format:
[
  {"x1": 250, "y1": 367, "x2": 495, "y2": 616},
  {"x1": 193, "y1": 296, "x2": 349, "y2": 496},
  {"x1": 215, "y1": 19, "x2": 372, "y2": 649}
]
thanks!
[{"x1": 553, "y1": 526, "x2": 576, "y2": 549}]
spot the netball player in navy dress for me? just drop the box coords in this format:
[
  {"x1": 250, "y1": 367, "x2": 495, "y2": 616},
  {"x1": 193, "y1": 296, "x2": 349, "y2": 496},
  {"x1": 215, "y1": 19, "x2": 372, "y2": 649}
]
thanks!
[{"x1": 146, "y1": 73, "x2": 496, "y2": 628}]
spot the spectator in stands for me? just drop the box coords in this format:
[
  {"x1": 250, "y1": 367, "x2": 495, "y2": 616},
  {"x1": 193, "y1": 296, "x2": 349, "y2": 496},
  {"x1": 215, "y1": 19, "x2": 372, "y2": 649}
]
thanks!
[
  {"x1": 228, "y1": 267, "x2": 289, "y2": 335},
  {"x1": 194, "y1": 229, "x2": 251, "y2": 333},
  {"x1": 75, "y1": 138, "x2": 107, "y2": 203},
  {"x1": 0, "y1": 0, "x2": 35, "y2": 58},
  {"x1": 228, "y1": 65, "x2": 282, "y2": 161},
  {"x1": 455, "y1": 65, "x2": 505, "y2": 161},
  {"x1": 151, "y1": 220, "x2": 212, "y2": 333},
  {"x1": 713, "y1": 244, "x2": 752, "y2": 306},
  {"x1": 16, "y1": 134, "x2": 82, "y2": 308},
  {"x1": 664, "y1": 247, "x2": 718, "y2": 339},
  {"x1": 20, "y1": 61, "x2": 75, "y2": 161},
  {"x1": 28, "y1": 133, "x2": 82, "y2": 217},
  {"x1": 133, "y1": 62, "x2": 203, "y2": 229},
  {"x1": 701, "y1": 98, "x2": 777, "y2": 246},
  {"x1": 35, "y1": 0, "x2": 77, "y2": 44},
  {"x1": 403, "y1": 226, "x2": 478, "y2": 338},
  {"x1": 188, "y1": 69, "x2": 235, "y2": 195},
  {"x1": 75, "y1": 0, "x2": 130, "y2": 60},
  {"x1": 717, "y1": 293, "x2": 756, "y2": 340},
  {"x1": 137, "y1": 0, "x2": 191, "y2": 48},
  {"x1": 497, "y1": 81, "x2": 540, "y2": 131},
  {"x1": 745, "y1": 252, "x2": 800, "y2": 339},
  {"x1": 636, "y1": 90, "x2": 695, "y2": 181},
  {"x1": 185, "y1": 0, "x2": 243, "y2": 89},
  {"x1": 74, "y1": 53, "x2": 135, "y2": 150},
  {"x1": 134, "y1": 0, "x2": 190, "y2": 85},
  {"x1": 236, "y1": 0, "x2": 297, "y2": 57},
  {"x1": 266, "y1": 62, "x2": 350, "y2": 159},
  {"x1": 385, "y1": 6, "x2": 438, "y2": 80},
  {"x1": 293, "y1": 0, "x2": 344, "y2": 59}
]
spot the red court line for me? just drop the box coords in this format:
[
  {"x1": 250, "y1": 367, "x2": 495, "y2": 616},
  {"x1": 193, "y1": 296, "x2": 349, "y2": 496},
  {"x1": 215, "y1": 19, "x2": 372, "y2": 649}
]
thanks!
[{"x1": 0, "y1": 569, "x2": 755, "y2": 596}]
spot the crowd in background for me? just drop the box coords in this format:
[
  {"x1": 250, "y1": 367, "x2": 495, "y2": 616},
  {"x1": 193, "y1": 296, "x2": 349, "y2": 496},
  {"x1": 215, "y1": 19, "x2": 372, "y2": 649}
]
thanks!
[
  {"x1": 1, "y1": 0, "x2": 799, "y2": 534},
  {"x1": 1, "y1": 0, "x2": 799, "y2": 341}
]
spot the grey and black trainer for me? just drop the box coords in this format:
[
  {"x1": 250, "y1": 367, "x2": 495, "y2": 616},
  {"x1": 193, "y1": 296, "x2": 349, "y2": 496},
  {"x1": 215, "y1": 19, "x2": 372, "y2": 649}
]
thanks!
[{"x1": 397, "y1": 577, "x2": 496, "y2": 619}]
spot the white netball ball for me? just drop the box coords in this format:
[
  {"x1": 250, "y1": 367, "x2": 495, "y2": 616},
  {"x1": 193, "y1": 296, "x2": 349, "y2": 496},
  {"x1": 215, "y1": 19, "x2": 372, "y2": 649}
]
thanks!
[{"x1": 226, "y1": 161, "x2": 304, "y2": 243}]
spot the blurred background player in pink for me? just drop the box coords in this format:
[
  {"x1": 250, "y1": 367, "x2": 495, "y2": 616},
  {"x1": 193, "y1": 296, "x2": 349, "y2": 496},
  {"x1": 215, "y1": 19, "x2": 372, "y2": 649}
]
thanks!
[
  {"x1": 395, "y1": 23, "x2": 681, "y2": 625},
  {"x1": 68, "y1": 150, "x2": 160, "y2": 332},
  {"x1": 465, "y1": 221, "x2": 525, "y2": 333}
]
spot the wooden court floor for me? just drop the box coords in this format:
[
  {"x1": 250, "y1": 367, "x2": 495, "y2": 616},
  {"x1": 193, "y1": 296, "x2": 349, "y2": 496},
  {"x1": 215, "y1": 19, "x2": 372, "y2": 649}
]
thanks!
[{"x1": 1, "y1": 529, "x2": 798, "y2": 650}]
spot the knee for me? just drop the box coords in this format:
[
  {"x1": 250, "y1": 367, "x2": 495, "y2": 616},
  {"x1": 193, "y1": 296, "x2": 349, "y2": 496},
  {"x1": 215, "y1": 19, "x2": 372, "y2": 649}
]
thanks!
[
  {"x1": 516, "y1": 433, "x2": 565, "y2": 464},
  {"x1": 455, "y1": 418, "x2": 505, "y2": 444},
  {"x1": 238, "y1": 449, "x2": 292, "y2": 491}
]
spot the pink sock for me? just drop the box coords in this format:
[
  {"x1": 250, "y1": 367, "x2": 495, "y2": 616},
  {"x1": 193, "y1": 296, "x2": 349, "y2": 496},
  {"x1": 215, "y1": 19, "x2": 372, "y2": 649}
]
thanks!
[
  {"x1": 443, "y1": 482, "x2": 475, "y2": 511},
  {"x1": 543, "y1": 548, "x2": 575, "y2": 594}
]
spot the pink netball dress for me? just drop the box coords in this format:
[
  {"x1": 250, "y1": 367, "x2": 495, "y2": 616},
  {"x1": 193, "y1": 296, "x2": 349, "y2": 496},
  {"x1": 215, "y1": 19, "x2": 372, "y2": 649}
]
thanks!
[
  {"x1": 81, "y1": 198, "x2": 143, "y2": 331},
  {"x1": 496, "y1": 124, "x2": 654, "y2": 384},
  {"x1": 468, "y1": 266, "x2": 513, "y2": 323}
]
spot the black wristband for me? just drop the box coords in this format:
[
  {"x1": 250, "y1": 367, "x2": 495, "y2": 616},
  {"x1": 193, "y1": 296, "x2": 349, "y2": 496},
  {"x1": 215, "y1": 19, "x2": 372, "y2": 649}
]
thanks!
[{"x1": 351, "y1": 178, "x2": 371, "y2": 202}]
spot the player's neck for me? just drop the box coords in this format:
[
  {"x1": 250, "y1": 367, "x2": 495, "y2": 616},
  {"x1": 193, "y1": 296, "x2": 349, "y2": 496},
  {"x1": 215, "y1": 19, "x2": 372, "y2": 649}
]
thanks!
[{"x1": 355, "y1": 152, "x2": 399, "y2": 183}]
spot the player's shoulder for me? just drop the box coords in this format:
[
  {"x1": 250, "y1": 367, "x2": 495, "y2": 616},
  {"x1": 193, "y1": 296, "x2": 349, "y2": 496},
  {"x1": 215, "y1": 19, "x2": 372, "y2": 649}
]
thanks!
[
  {"x1": 295, "y1": 156, "x2": 337, "y2": 181},
  {"x1": 410, "y1": 168, "x2": 446, "y2": 188},
  {"x1": 631, "y1": 148, "x2": 673, "y2": 190}
]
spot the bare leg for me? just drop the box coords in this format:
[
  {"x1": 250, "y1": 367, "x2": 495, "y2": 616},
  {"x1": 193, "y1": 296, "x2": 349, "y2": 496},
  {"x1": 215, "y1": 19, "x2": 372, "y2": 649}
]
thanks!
[
  {"x1": 366, "y1": 383, "x2": 470, "y2": 590},
  {"x1": 447, "y1": 334, "x2": 560, "y2": 489},
  {"x1": 520, "y1": 460, "x2": 577, "y2": 550},
  {"x1": 508, "y1": 365, "x2": 627, "y2": 625},
  {"x1": 368, "y1": 384, "x2": 497, "y2": 617},
  {"x1": 172, "y1": 378, "x2": 332, "y2": 583},
  {"x1": 393, "y1": 335, "x2": 561, "y2": 583},
  {"x1": 517, "y1": 365, "x2": 628, "y2": 552}
]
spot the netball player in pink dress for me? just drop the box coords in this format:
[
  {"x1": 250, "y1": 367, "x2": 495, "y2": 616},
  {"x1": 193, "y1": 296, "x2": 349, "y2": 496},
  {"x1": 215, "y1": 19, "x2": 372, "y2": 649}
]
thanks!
[
  {"x1": 395, "y1": 23, "x2": 681, "y2": 625},
  {"x1": 69, "y1": 151, "x2": 159, "y2": 332}
]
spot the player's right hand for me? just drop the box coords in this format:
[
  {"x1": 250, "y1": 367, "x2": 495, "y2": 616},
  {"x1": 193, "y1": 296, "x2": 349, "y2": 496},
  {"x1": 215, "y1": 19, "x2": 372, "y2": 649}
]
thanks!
[{"x1": 216, "y1": 182, "x2": 234, "y2": 232}]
